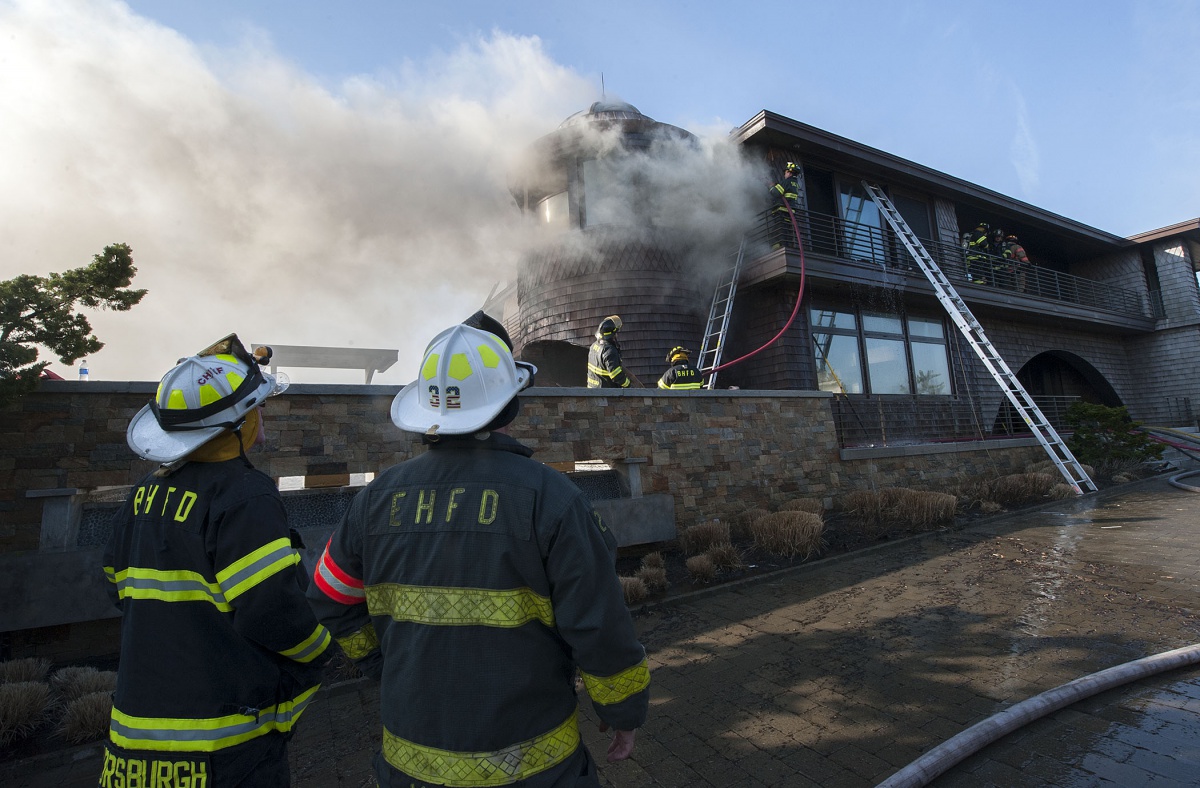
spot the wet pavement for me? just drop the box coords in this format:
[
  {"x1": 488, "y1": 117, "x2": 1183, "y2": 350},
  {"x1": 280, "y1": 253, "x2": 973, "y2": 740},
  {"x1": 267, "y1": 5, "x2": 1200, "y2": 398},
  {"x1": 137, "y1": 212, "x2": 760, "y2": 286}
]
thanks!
[{"x1": 6, "y1": 476, "x2": 1200, "y2": 787}]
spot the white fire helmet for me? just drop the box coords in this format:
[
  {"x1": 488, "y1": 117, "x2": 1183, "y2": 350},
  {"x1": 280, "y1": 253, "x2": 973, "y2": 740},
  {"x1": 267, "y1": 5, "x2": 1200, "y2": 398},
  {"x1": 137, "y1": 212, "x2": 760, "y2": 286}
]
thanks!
[
  {"x1": 390, "y1": 324, "x2": 536, "y2": 436},
  {"x1": 126, "y1": 334, "x2": 288, "y2": 463}
]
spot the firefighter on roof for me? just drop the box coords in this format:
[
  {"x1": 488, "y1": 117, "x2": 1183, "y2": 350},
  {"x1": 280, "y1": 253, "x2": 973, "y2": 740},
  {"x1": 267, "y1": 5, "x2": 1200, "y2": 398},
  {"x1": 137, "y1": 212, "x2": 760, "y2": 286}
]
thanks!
[
  {"x1": 307, "y1": 316, "x2": 650, "y2": 787},
  {"x1": 657, "y1": 346, "x2": 703, "y2": 390},
  {"x1": 101, "y1": 334, "x2": 332, "y2": 788},
  {"x1": 587, "y1": 314, "x2": 633, "y2": 388}
]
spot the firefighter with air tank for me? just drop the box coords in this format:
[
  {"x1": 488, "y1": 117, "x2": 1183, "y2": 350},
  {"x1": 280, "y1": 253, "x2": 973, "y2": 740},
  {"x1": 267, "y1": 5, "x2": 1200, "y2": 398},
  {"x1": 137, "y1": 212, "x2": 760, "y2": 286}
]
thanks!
[{"x1": 307, "y1": 314, "x2": 650, "y2": 787}]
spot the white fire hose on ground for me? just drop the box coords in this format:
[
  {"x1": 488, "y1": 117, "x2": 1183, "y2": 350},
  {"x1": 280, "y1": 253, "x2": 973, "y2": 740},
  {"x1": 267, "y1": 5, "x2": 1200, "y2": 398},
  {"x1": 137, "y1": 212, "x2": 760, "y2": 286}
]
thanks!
[{"x1": 876, "y1": 643, "x2": 1200, "y2": 788}]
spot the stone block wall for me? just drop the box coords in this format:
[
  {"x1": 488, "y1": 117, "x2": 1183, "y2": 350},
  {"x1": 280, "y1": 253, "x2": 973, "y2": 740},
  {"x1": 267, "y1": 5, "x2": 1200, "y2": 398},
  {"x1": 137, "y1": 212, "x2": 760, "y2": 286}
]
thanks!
[{"x1": 5, "y1": 381, "x2": 1051, "y2": 660}]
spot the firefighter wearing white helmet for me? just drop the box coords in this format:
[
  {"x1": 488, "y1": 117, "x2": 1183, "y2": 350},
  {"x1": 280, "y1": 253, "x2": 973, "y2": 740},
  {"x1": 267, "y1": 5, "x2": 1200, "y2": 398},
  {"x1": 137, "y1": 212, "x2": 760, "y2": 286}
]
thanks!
[
  {"x1": 309, "y1": 317, "x2": 650, "y2": 788},
  {"x1": 103, "y1": 334, "x2": 332, "y2": 787}
]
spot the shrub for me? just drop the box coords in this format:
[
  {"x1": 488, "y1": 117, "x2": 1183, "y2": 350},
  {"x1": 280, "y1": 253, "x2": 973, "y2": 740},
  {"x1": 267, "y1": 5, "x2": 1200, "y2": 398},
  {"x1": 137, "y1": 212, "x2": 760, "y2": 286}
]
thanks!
[
  {"x1": 1065, "y1": 403, "x2": 1163, "y2": 474},
  {"x1": 640, "y1": 551, "x2": 665, "y2": 570},
  {"x1": 750, "y1": 511, "x2": 825, "y2": 559},
  {"x1": 1048, "y1": 484, "x2": 1076, "y2": 500},
  {"x1": 680, "y1": 520, "x2": 731, "y2": 555},
  {"x1": 0, "y1": 658, "x2": 51, "y2": 684},
  {"x1": 619, "y1": 576, "x2": 649, "y2": 605},
  {"x1": 986, "y1": 473, "x2": 1060, "y2": 506},
  {"x1": 685, "y1": 555, "x2": 716, "y2": 583},
  {"x1": 51, "y1": 667, "x2": 116, "y2": 703},
  {"x1": 0, "y1": 681, "x2": 53, "y2": 745},
  {"x1": 636, "y1": 565, "x2": 668, "y2": 593},
  {"x1": 778, "y1": 498, "x2": 824, "y2": 515},
  {"x1": 841, "y1": 488, "x2": 956, "y2": 530},
  {"x1": 705, "y1": 542, "x2": 745, "y2": 571},
  {"x1": 730, "y1": 508, "x2": 770, "y2": 542},
  {"x1": 58, "y1": 691, "x2": 111, "y2": 744}
]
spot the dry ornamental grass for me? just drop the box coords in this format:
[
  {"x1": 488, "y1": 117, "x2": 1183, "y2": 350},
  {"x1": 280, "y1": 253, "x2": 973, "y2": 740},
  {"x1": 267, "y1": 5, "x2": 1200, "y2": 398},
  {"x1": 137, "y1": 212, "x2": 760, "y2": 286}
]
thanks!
[
  {"x1": 987, "y1": 473, "x2": 1060, "y2": 506},
  {"x1": 619, "y1": 576, "x2": 649, "y2": 605},
  {"x1": 636, "y1": 564, "x2": 669, "y2": 593},
  {"x1": 777, "y1": 498, "x2": 824, "y2": 515},
  {"x1": 730, "y1": 508, "x2": 769, "y2": 542},
  {"x1": 705, "y1": 542, "x2": 745, "y2": 571},
  {"x1": 0, "y1": 658, "x2": 51, "y2": 685},
  {"x1": 679, "y1": 520, "x2": 731, "y2": 555},
  {"x1": 751, "y1": 511, "x2": 825, "y2": 559},
  {"x1": 51, "y1": 667, "x2": 116, "y2": 704},
  {"x1": 0, "y1": 681, "x2": 53, "y2": 746},
  {"x1": 58, "y1": 691, "x2": 111, "y2": 744},
  {"x1": 842, "y1": 487, "x2": 956, "y2": 530},
  {"x1": 685, "y1": 554, "x2": 717, "y2": 583},
  {"x1": 640, "y1": 551, "x2": 665, "y2": 570}
]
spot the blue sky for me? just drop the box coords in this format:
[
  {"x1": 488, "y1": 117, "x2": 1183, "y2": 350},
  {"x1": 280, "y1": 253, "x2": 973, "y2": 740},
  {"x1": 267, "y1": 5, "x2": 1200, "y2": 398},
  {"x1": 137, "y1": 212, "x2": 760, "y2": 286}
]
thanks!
[
  {"x1": 3, "y1": 1, "x2": 1197, "y2": 381},
  {"x1": 121, "y1": 0, "x2": 1199, "y2": 235}
]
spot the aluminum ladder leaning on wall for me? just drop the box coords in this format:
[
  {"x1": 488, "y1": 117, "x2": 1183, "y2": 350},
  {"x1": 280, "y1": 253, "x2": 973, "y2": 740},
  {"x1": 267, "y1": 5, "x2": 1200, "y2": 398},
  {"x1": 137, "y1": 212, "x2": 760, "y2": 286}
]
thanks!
[
  {"x1": 862, "y1": 181, "x2": 1097, "y2": 495},
  {"x1": 698, "y1": 236, "x2": 747, "y2": 390}
]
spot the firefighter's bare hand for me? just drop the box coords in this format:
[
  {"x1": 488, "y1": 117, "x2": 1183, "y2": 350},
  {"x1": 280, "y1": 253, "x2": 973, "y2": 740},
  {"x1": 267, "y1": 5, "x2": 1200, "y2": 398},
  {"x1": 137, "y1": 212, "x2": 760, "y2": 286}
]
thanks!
[{"x1": 598, "y1": 723, "x2": 635, "y2": 762}]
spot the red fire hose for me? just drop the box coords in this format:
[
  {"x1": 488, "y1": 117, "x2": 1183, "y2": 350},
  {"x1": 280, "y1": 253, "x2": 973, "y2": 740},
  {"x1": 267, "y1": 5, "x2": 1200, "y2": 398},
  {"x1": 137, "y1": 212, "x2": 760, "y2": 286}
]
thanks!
[{"x1": 708, "y1": 196, "x2": 808, "y2": 377}]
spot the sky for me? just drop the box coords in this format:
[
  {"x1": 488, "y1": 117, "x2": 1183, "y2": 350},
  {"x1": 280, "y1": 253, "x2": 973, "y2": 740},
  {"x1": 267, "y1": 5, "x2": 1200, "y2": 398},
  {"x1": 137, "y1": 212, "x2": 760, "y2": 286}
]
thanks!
[{"x1": 2, "y1": 0, "x2": 1197, "y2": 383}]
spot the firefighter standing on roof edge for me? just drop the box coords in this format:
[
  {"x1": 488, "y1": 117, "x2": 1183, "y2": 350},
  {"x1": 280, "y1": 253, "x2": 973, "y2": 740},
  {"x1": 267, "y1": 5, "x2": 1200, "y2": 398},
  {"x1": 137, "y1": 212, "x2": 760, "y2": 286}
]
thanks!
[
  {"x1": 101, "y1": 334, "x2": 332, "y2": 788},
  {"x1": 306, "y1": 315, "x2": 649, "y2": 787},
  {"x1": 990, "y1": 227, "x2": 1016, "y2": 289},
  {"x1": 587, "y1": 314, "x2": 632, "y2": 388},
  {"x1": 657, "y1": 346, "x2": 703, "y2": 390}
]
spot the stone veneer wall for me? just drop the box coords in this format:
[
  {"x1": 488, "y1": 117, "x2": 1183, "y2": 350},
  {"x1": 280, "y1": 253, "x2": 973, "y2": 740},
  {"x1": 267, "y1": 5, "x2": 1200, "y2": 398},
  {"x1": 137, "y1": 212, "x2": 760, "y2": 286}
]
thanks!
[{"x1": 3, "y1": 382, "x2": 1046, "y2": 660}]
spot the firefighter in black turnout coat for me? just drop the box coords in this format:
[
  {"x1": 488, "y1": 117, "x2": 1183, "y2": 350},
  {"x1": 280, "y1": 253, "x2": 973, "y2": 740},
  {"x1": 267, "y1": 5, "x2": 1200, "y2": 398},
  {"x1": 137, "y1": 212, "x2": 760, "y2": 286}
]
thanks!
[
  {"x1": 308, "y1": 318, "x2": 650, "y2": 787},
  {"x1": 101, "y1": 334, "x2": 332, "y2": 787}
]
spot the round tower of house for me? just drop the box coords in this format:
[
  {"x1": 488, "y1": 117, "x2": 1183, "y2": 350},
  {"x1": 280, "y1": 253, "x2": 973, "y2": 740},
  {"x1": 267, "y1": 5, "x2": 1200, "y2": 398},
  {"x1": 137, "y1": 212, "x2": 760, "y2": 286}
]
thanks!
[{"x1": 508, "y1": 101, "x2": 709, "y2": 386}]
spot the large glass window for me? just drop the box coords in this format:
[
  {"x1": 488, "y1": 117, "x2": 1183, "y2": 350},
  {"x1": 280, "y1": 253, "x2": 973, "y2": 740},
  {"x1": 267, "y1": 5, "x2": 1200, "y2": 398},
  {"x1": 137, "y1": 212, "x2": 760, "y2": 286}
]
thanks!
[
  {"x1": 908, "y1": 316, "x2": 950, "y2": 395},
  {"x1": 811, "y1": 309, "x2": 864, "y2": 393},
  {"x1": 810, "y1": 308, "x2": 952, "y2": 396},
  {"x1": 838, "y1": 181, "x2": 885, "y2": 264}
]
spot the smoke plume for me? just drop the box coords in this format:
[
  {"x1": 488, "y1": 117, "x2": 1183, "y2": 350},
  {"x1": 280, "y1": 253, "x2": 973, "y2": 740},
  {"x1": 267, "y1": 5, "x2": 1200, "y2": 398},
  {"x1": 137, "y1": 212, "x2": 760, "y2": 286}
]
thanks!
[{"x1": 0, "y1": 1, "x2": 764, "y2": 383}]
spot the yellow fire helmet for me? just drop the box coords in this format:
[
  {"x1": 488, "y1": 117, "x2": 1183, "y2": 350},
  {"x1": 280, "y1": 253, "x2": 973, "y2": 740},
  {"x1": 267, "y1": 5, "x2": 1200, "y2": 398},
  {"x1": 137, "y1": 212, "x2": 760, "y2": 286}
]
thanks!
[
  {"x1": 390, "y1": 324, "x2": 537, "y2": 436},
  {"x1": 126, "y1": 334, "x2": 288, "y2": 463}
]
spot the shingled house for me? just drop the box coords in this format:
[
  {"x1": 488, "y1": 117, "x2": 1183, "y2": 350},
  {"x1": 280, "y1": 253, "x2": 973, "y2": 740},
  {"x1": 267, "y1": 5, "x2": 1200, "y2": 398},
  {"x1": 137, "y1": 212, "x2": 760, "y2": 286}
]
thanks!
[{"x1": 502, "y1": 104, "x2": 1200, "y2": 446}]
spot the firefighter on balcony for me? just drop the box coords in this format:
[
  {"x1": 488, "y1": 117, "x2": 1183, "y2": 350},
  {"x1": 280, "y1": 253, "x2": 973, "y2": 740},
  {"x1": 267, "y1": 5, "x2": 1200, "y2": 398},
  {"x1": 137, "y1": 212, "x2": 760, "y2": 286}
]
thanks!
[
  {"x1": 964, "y1": 222, "x2": 990, "y2": 284},
  {"x1": 587, "y1": 314, "x2": 634, "y2": 388},
  {"x1": 657, "y1": 346, "x2": 703, "y2": 390},
  {"x1": 307, "y1": 320, "x2": 650, "y2": 787},
  {"x1": 1003, "y1": 232, "x2": 1034, "y2": 293},
  {"x1": 990, "y1": 227, "x2": 1017, "y2": 289},
  {"x1": 770, "y1": 161, "x2": 801, "y2": 249},
  {"x1": 102, "y1": 334, "x2": 332, "y2": 787}
]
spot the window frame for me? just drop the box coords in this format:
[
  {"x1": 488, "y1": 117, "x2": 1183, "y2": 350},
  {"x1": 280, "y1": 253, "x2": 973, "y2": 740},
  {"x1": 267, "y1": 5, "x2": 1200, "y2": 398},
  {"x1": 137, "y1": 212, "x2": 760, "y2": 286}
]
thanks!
[{"x1": 809, "y1": 305, "x2": 953, "y2": 397}]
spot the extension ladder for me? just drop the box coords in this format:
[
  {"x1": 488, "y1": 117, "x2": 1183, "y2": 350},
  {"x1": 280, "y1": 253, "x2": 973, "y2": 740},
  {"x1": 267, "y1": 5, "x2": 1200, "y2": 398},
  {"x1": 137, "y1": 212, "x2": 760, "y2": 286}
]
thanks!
[
  {"x1": 698, "y1": 236, "x2": 747, "y2": 389},
  {"x1": 862, "y1": 181, "x2": 1097, "y2": 495}
]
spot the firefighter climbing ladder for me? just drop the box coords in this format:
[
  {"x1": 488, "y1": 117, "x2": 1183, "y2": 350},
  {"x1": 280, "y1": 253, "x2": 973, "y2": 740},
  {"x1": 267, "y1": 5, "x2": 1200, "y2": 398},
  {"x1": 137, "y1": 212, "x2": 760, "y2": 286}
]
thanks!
[
  {"x1": 698, "y1": 236, "x2": 747, "y2": 389},
  {"x1": 861, "y1": 181, "x2": 1097, "y2": 495}
]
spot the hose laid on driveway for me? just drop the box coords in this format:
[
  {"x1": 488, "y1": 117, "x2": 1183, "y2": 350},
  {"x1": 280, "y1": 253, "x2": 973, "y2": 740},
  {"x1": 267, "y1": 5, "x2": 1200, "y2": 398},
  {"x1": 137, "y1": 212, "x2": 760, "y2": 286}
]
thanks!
[{"x1": 876, "y1": 642, "x2": 1200, "y2": 788}]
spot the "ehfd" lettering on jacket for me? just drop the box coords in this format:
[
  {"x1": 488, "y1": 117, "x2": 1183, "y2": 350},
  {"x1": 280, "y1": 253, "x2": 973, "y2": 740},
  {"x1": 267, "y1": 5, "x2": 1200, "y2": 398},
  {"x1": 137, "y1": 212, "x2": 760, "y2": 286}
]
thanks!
[
  {"x1": 132, "y1": 483, "x2": 199, "y2": 523},
  {"x1": 389, "y1": 488, "x2": 500, "y2": 526}
]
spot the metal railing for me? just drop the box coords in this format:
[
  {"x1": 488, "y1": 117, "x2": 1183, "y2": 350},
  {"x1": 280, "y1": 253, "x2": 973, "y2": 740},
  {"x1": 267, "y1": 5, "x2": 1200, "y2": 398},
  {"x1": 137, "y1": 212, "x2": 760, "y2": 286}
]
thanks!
[
  {"x1": 757, "y1": 208, "x2": 1150, "y2": 318},
  {"x1": 832, "y1": 394, "x2": 1080, "y2": 448}
]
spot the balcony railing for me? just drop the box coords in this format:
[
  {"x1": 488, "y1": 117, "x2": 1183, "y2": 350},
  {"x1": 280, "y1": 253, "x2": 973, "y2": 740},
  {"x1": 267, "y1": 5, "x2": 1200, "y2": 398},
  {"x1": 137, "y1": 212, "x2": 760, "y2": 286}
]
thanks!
[
  {"x1": 756, "y1": 208, "x2": 1150, "y2": 318},
  {"x1": 832, "y1": 394, "x2": 1081, "y2": 448}
]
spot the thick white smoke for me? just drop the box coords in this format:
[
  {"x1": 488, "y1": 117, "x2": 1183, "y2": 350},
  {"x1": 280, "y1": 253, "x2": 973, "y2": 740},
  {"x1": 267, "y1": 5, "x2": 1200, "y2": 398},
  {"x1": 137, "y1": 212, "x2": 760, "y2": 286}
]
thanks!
[{"x1": 0, "y1": 1, "x2": 765, "y2": 383}]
